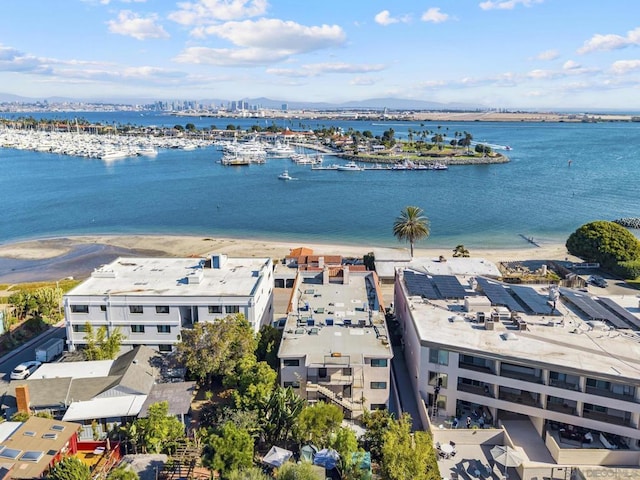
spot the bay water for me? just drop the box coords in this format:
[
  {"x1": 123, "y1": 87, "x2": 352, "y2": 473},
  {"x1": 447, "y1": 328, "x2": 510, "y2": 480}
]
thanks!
[{"x1": 1, "y1": 112, "x2": 639, "y2": 250}]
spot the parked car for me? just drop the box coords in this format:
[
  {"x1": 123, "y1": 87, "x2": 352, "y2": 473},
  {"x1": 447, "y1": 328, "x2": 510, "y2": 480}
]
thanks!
[
  {"x1": 10, "y1": 360, "x2": 41, "y2": 380},
  {"x1": 587, "y1": 275, "x2": 608, "y2": 288}
]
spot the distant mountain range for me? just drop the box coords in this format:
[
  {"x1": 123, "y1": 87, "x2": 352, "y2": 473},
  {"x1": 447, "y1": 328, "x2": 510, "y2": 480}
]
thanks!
[
  {"x1": 0, "y1": 92, "x2": 637, "y2": 114},
  {"x1": 0, "y1": 92, "x2": 479, "y2": 111}
]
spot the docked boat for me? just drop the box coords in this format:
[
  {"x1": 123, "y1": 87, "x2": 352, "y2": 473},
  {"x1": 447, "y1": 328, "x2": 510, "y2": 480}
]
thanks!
[
  {"x1": 336, "y1": 161, "x2": 364, "y2": 171},
  {"x1": 432, "y1": 162, "x2": 448, "y2": 170},
  {"x1": 278, "y1": 170, "x2": 296, "y2": 180}
]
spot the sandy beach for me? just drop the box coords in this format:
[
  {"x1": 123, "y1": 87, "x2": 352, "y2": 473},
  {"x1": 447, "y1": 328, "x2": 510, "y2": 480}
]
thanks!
[{"x1": 0, "y1": 234, "x2": 580, "y2": 284}]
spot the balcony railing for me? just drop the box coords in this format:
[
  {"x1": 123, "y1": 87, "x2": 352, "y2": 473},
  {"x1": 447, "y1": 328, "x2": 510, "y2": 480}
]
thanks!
[
  {"x1": 457, "y1": 382, "x2": 495, "y2": 398},
  {"x1": 308, "y1": 374, "x2": 353, "y2": 385},
  {"x1": 458, "y1": 362, "x2": 495, "y2": 375},
  {"x1": 585, "y1": 386, "x2": 636, "y2": 402},
  {"x1": 500, "y1": 369, "x2": 544, "y2": 384},
  {"x1": 546, "y1": 402, "x2": 577, "y2": 416},
  {"x1": 582, "y1": 410, "x2": 633, "y2": 427},
  {"x1": 498, "y1": 391, "x2": 541, "y2": 408},
  {"x1": 549, "y1": 379, "x2": 581, "y2": 391}
]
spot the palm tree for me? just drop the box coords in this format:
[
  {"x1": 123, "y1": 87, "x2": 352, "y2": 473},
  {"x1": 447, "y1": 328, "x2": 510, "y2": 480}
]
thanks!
[
  {"x1": 452, "y1": 244, "x2": 470, "y2": 257},
  {"x1": 393, "y1": 206, "x2": 430, "y2": 258}
]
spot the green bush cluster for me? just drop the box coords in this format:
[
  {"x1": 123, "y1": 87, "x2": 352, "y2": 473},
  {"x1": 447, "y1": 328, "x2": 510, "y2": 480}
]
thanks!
[{"x1": 566, "y1": 220, "x2": 640, "y2": 279}]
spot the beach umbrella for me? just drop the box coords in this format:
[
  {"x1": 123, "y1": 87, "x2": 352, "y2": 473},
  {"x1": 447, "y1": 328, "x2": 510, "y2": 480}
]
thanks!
[{"x1": 490, "y1": 445, "x2": 523, "y2": 478}]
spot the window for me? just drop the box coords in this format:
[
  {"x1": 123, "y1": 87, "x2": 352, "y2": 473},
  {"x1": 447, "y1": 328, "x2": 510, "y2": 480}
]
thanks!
[
  {"x1": 343, "y1": 368, "x2": 352, "y2": 376},
  {"x1": 129, "y1": 305, "x2": 143, "y2": 314},
  {"x1": 586, "y1": 378, "x2": 610, "y2": 390},
  {"x1": 370, "y1": 404, "x2": 387, "y2": 410},
  {"x1": 225, "y1": 306, "x2": 240, "y2": 314},
  {"x1": 283, "y1": 359, "x2": 300, "y2": 367},
  {"x1": 131, "y1": 325, "x2": 145, "y2": 333},
  {"x1": 318, "y1": 368, "x2": 327, "y2": 378},
  {"x1": 436, "y1": 395, "x2": 447, "y2": 409},
  {"x1": 157, "y1": 325, "x2": 171, "y2": 334},
  {"x1": 158, "y1": 344, "x2": 172, "y2": 352},
  {"x1": 370, "y1": 382, "x2": 387, "y2": 389},
  {"x1": 71, "y1": 305, "x2": 89, "y2": 314},
  {"x1": 429, "y1": 372, "x2": 448, "y2": 388},
  {"x1": 584, "y1": 403, "x2": 606, "y2": 413},
  {"x1": 284, "y1": 381, "x2": 300, "y2": 388},
  {"x1": 429, "y1": 348, "x2": 449, "y2": 366},
  {"x1": 100, "y1": 305, "x2": 107, "y2": 312},
  {"x1": 156, "y1": 306, "x2": 170, "y2": 314},
  {"x1": 72, "y1": 324, "x2": 87, "y2": 333},
  {"x1": 371, "y1": 358, "x2": 388, "y2": 367},
  {"x1": 208, "y1": 305, "x2": 222, "y2": 314}
]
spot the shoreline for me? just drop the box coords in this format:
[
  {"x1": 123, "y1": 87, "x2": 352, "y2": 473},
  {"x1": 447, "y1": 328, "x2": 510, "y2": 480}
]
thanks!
[{"x1": 0, "y1": 234, "x2": 580, "y2": 284}]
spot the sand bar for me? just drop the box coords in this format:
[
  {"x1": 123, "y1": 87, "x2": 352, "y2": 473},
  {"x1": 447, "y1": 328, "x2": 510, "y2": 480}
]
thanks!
[{"x1": 0, "y1": 234, "x2": 580, "y2": 284}]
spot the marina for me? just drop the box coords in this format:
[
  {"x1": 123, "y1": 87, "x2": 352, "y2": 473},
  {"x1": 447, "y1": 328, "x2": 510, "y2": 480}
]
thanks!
[{"x1": 1, "y1": 113, "x2": 639, "y2": 249}]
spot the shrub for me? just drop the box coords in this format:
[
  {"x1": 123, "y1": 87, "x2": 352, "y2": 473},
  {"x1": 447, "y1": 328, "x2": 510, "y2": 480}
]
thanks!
[{"x1": 566, "y1": 221, "x2": 640, "y2": 271}]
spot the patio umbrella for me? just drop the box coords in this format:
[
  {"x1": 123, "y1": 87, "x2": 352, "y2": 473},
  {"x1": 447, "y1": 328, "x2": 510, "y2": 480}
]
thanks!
[{"x1": 490, "y1": 445, "x2": 523, "y2": 478}]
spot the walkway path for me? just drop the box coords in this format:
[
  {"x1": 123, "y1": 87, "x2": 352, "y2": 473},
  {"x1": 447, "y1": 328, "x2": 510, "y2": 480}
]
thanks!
[{"x1": 391, "y1": 345, "x2": 423, "y2": 431}]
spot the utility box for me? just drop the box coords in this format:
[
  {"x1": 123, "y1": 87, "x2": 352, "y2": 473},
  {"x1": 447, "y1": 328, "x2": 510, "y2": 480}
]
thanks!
[{"x1": 35, "y1": 337, "x2": 64, "y2": 363}]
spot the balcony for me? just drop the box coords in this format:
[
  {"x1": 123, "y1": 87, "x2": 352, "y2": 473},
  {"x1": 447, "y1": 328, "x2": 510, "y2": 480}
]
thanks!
[
  {"x1": 582, "y1": 410, "x2": 633, "y2": 427},
  {"x1": 585, "y1": 386, "x2": 636, "y2": 403},
  {"x1": 308, "y1": 374, "x2": 353, "y2": 386},
  {"x1": 498, "y1": 389, "x2": 541, "y2": 408},
  {"x1": 458, "y1": 361, "x2": 495, "y2": 375},
  {"x1": 457, "y1": 382, "x2": 494, "y2": 398},
  {"x1": 500, "y1": 368, "x2": 543, "y2": 384},
  {"x1": 546, "y1": 402, "x2": 577, "y2": 416},
  {"x1": 549, "y1": 378, "x2": 581, "y2": 392}
]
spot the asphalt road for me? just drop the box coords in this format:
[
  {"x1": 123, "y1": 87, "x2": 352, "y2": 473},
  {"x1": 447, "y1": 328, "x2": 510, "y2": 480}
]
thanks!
[{"x1": 0, "y1": 325, "x2": 67, "y2": 386}]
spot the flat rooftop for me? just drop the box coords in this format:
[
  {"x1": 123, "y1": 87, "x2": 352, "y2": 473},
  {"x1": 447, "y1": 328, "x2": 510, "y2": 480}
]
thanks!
[
  {"x1": 401, "y1": 273, "x2": 640, "y2": 382},
  {"x1": 279, "y1": 271, "x2": 393, "y2": 365},
  {"x1": 29, "y1": 360, "x2": 113, "y2": 380},
  {"x1": 66, "y1": 256, "x2": 270, "y2": 297}
]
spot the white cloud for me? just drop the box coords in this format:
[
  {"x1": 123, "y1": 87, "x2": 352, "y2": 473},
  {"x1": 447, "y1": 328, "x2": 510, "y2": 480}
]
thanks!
[
  {"x1": 174, "y1": 47, "x2": 290, "y2": 66},
  {"x1": 535, "y1": 49, "x2": 559, "y2": 61},
  {"x1": 350, "y1": 76, "x2": 376, "y2": 86},
  {"x1": 578, "y1": 27, "x2": 640, "y2": 54},
  {"x1": 374, "y1": 10, "x2": 411, "y2": 26},
  {"x1": 168, "y1": 0, "x2": 268, "y2": 26},
  {"x1": 479, "y1": 0, "x2": 543, "y2": 11},
  {"x1": 562, "y1": 60, "x2": 581, "y2": 70},
  {"x1": 610, "y1": 59, "x2": 640, "y2": 75},
  {"x1": 421, "y1": 7, "x2": 449, "y2": 23},
  {"x1": 267, "y1": 62, "x2": 385, "y2": 78},
  {"x1": 200, "y1": 19, "x2": 345, "y2": 51},
  {"x1": 107, "y1": 10, "x2": 169, "y2": 40}
]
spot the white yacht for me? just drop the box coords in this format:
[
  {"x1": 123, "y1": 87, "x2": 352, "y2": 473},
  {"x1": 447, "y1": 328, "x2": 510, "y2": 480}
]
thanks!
[
  {"x1": 278, "y1": 170, "x2": 296, "y2": 180},
  {"x1": 336, "y1": 161, "x2": 364, "y2": 171}
]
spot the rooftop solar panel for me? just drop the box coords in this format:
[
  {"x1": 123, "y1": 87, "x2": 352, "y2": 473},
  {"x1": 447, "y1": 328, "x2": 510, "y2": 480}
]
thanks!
[
  {"x1": 598, "y1": 297, "x2": 640, "y2": 330},
  {"x1": 510, "y1": 285, "x2": 557, "y2": 315},
  {"x1": 404, "y1": 270, "x2": 440, "y2": 299},
  {"x1": 559, "y1": 288, "x2": 627, "y2": 328},
  {"x1": 476, "y1": 277, "x2": 525, "y2": 312},
  {"x1": 431, "y1": 275, "x2": 467, "y2": 299}
]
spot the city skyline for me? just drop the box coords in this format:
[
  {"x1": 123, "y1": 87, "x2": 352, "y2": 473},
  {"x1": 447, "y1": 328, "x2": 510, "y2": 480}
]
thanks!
[{"x1": 1, "y1": 1, "x2": 640, "y2": 109}]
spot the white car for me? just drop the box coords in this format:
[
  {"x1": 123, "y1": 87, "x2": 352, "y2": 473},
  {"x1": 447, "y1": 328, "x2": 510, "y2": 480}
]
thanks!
[{"x1": 10, "y1": 361, "x2": 42, "y2": 380}]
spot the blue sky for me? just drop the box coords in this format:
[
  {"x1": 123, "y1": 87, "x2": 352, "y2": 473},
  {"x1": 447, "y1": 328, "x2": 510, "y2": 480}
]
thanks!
[{"x1": 1, "y1": 0, "x2": 640, "y2": 109}]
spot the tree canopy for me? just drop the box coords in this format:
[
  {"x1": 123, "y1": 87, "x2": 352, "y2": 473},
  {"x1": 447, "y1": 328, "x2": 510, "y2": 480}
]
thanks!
[
  {"x1": 47, "y1": 456, "x2": 91, "y2": 480},
  {"x1": 393, "y1": 206, "x2": 430, "y2": 258},
  {"x1": 381, "y1": 413, "x2": 439, "y2": 480},
  {"x1": 128, "y1": 401, "x2": 184, "y2": 454},
  {"x1": 295, "y1": 402, "x2": 343, "y2": 446},
  {"x1": 204, "y1": 422, "x2": 254, "y2": 476},
  {"x1": 566, "y1": 220, "x2": 640, "y2": 272},
  {"x1": 177, "y1": 314, "x2": 257, "y2": 385},
  {"x1": 83, "y1": 322, "x2": 124, "y2": 360}
]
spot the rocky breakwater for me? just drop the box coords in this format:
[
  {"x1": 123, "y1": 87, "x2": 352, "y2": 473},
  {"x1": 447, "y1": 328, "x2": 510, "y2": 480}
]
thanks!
[{"x1": 614, "y1": 217, "x2": 640, "y2": 229}]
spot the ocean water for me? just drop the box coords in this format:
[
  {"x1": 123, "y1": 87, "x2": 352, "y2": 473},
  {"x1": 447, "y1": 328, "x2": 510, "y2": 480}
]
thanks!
[{"x1": 1, "y1": 113, "x2": 640, "y2": 250}]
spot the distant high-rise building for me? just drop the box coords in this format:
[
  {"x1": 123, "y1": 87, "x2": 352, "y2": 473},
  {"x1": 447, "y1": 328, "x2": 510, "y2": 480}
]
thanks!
[{"x1": 282, "y1": 103, "x2": 288, "y2": 111}]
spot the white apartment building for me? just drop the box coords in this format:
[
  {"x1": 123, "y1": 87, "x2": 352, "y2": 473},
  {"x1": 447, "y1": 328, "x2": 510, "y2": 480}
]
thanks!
[
  {"x1": 394, "y1": 268, "x2": 640, "y2": 464},
  {"x1": 64, "y1": 254, "x2": 273, "y2": 352},
  {"x1": 278, "y1": 266, "x2": 393, "y2": 419}
]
